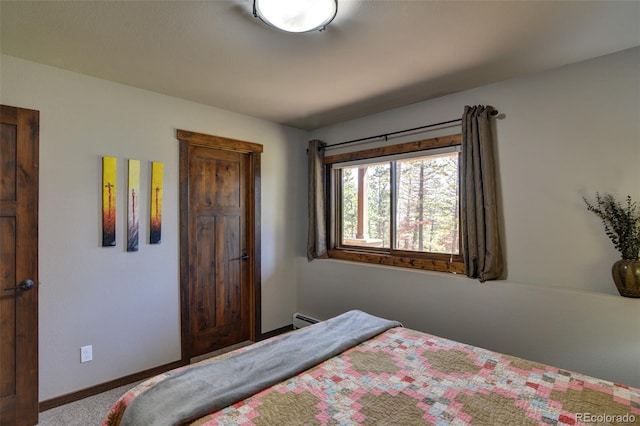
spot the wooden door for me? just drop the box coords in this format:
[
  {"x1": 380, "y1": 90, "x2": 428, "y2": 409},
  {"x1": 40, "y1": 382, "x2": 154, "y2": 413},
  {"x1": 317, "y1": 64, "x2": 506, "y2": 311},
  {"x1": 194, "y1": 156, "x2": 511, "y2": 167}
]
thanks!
[
  {"x1": 178, "y1": 130, "x2": 262, "y2": 359},
  {"x1": 0, "y1": 105, "x2": 39, "y2": 426}
]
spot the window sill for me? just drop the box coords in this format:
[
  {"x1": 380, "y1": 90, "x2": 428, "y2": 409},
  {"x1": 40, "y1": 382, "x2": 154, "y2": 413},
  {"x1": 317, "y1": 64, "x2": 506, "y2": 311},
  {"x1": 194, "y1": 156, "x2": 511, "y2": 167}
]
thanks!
[{"x1": 327, "y1": 249, "x2": 466, "y2": 274}]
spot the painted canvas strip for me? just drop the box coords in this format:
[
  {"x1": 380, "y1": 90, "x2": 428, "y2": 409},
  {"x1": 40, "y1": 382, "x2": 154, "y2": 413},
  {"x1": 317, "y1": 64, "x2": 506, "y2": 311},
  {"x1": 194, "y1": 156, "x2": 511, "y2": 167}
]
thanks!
[
  {"x1": 127, "y1": 159, "x2": 140, "y2": 252},
  {"x1": 150, "y1": 161, "x2": 163, "y2": 244},
  {"x1": 102, "y1": 156, "x2": 117, "y2": 247}
]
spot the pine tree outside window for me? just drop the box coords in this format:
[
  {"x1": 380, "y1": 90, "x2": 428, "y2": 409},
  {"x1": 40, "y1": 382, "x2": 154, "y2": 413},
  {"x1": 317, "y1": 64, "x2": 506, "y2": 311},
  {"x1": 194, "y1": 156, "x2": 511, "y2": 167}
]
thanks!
[{"x1": 325, "y1": 134, "x2": 465, "y2": 274}]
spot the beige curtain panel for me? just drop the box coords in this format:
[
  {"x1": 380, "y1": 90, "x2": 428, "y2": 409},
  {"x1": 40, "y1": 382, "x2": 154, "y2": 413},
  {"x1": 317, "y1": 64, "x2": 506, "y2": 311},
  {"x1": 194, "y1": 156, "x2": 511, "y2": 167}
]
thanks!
[
  {"x1": 460, "y1": 105, "x2": 504, "y2": 281},
  {"x1": 307, "y1": 139, "x2": 328, "y2": 260}
]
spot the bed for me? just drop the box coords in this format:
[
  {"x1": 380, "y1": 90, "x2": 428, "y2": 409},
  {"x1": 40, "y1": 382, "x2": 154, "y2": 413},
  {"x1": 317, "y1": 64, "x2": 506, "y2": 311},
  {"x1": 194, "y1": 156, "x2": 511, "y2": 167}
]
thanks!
[{"x1": 103, "y1": 310, "x2": 639, "y2": 426}]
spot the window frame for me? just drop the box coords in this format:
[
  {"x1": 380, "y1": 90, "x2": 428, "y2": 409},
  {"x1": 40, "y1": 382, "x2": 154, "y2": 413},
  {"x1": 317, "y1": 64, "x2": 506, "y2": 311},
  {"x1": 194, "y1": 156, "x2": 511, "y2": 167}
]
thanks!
[{"x1": 324, "y1": 134, "x2": 465, "y2": 274}]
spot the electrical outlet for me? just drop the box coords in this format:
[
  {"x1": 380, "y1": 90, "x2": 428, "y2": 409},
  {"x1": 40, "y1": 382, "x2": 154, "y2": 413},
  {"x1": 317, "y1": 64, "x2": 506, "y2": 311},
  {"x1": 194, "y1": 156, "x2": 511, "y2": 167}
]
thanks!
[{"x1": 80, "y1": 345, "x2": 92, "y2": 363}]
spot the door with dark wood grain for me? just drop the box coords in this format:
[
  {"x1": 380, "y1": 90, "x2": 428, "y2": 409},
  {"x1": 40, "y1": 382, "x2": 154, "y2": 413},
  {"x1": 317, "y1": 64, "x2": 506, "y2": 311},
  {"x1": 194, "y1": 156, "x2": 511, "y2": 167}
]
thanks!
[
  {"x1": 178, "y1": 130, "x2": 262, "y2": 359},
  {"x1": 0, "y1": 105, "x2": 39, "y2": 426}
]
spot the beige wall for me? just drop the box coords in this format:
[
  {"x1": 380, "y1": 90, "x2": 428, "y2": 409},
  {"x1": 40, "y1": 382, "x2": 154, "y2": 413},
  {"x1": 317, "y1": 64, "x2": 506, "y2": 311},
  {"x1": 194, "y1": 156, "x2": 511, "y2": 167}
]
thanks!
[
  {"x1": 1, "y1": 55, "x2": 306, "y2": 401},
  {"x1": 302, "y1": 47, "x2": 640, "y2": 387},
  {"x1": 1, "y1": 46, "x2": 638, "y2": 401}
]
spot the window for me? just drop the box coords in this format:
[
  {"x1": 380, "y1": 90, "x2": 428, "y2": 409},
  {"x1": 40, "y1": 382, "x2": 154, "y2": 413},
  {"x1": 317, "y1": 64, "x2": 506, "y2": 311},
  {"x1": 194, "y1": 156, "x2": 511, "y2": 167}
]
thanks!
[{"x1": 325, "y1": 134, "x2": 465, "y2": 274}]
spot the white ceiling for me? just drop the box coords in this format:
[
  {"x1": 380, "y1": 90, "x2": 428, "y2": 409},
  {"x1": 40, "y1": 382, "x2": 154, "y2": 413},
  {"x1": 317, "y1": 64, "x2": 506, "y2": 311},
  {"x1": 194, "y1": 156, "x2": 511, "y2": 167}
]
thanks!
[{"x1": 2, "y1": 0, "x2": 639, "y2": 130}]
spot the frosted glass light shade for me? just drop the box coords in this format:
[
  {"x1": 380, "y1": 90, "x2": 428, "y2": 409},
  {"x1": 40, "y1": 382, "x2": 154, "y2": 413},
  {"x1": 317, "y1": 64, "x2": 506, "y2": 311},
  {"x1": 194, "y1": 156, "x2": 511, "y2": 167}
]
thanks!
[{"x1": 254, "y1": 0, "x2": 337, "y2": 33}]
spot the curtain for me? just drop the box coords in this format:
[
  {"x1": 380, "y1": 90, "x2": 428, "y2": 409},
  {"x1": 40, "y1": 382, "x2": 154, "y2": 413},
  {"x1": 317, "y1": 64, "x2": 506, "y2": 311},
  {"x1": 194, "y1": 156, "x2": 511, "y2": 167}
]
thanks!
[
  {"x1": 460, "y1": 105, "x2": 504, "y2": 281},
  {"x1": 307, "y1": 139, "x2": 328, "y2": 260}
]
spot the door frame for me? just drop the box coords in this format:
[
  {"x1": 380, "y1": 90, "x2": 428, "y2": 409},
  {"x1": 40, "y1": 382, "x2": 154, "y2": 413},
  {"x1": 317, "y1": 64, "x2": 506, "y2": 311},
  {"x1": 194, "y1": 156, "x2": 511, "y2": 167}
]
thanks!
[{"x1": 177, "y1": 129, "x2": 262, "y2": 362}]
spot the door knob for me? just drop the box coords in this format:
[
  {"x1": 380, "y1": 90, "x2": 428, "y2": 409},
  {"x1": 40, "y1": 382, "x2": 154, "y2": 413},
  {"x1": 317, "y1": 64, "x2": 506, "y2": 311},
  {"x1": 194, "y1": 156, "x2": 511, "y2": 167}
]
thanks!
[
  {"x1": 4, "y1": 279, "x2": 35, "y2": 292},
  {"x1": 241, "y1": 253, "x2": 250, "y2": 261}
]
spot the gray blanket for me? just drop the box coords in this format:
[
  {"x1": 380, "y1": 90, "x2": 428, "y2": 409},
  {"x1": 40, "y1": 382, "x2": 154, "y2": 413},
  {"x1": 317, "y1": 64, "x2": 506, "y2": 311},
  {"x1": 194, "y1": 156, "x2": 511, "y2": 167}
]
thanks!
[{"x1": 120, "y1": 310, "x2": 401, "y2": 426}]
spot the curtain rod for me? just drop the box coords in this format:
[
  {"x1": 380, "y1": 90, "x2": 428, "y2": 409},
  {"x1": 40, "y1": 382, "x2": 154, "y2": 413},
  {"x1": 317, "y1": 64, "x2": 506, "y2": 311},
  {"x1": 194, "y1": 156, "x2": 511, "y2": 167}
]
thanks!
[{"x1": 323, "y1": 109, "x2": 499, "y2": 150}]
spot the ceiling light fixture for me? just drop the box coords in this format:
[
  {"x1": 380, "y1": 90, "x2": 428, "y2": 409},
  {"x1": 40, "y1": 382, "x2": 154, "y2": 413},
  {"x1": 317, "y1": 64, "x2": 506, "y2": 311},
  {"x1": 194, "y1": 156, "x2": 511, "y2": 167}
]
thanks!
[{"x1": 253, "y1": 0, "x2": 338, "y2": 33}]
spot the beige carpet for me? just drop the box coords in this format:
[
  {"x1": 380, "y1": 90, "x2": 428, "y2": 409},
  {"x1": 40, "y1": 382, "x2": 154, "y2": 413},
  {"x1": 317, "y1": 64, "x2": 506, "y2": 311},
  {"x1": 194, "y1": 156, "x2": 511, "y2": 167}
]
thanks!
[
  {"x1": 37, "y1": 341, "x2": 253, "y2": 425},
  {"x1": 37, "y1": 381, "x2": 141, "y2": 426}
]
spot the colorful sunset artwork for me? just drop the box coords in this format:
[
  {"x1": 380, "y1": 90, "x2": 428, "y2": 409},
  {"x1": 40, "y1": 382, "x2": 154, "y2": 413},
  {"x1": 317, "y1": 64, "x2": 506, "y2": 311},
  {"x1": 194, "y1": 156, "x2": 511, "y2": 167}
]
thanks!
[
  {"x1": 127, "y1": 159, "x2": 140, "y2": 252},
  {"x1": 102, "y1": 156, "x2": 117, "y2": 247},
  {"x1": 149, "y1": 161, "x2": 163, "y2": 244}
]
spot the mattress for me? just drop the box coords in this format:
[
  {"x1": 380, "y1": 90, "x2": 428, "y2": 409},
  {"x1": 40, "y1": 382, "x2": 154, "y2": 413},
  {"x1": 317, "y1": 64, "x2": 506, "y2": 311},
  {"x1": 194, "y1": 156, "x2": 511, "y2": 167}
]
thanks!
[{"x1": 103, "y1": 311, "x2": 639, "y2": 425}]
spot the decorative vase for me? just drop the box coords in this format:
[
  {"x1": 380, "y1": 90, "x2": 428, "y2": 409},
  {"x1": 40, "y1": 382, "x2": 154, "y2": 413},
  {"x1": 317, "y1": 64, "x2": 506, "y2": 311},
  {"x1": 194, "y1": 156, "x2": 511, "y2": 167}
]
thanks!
[{"x1": 611, "y1": 259, "x2": 640, "y2": 298}]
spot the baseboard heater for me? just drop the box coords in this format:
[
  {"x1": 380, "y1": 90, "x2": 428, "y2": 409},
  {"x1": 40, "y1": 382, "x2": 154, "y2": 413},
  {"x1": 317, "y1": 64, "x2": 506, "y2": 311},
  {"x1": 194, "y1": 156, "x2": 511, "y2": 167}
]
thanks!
[{"x1": 292, "y1": 313, "x2": 320, "y2": 329}]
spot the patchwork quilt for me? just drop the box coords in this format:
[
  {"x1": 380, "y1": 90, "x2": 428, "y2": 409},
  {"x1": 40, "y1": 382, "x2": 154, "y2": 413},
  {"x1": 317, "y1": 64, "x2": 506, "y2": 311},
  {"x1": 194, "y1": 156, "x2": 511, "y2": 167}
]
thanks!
[{"x1": 104, "y1": 326, "x2": 639, "y2": 425}]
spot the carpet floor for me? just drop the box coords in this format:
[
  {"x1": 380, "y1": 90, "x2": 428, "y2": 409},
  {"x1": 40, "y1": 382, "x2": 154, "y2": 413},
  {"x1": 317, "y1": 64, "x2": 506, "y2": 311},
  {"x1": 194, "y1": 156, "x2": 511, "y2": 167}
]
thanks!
[
  {"x1": 37, "y1": 381, "x2": 141, "y2": 426},
  {"x1": 37, "y1": 341, "x2": 253, "y2": 425}
]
